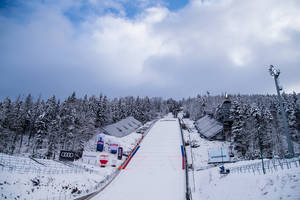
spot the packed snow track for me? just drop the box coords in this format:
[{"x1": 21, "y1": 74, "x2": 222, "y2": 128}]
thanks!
[{"x1": 92, "y1": 117, "x2": 185, "y2": 200}]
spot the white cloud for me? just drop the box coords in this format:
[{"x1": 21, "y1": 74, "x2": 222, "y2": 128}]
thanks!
[
  {"x1": 78, "y1": 6, "x2": 180, "y2": 86},
  {"x1": 285, "y1": 82, "x2": 300, "y2": 94},
  {"x1": 229, "y1": 47, "x2": 252, "y2": 67},
  {"x1": 1, "y1": 0, "x2": 300, "y2": 98}
]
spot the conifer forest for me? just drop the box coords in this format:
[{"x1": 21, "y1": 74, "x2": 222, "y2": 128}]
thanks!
[{"x1": 0, "y1": 92, "x2": 299, "y2": 160}]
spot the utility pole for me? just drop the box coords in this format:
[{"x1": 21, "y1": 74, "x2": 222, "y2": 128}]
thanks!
[{"x1": 268, "y1": 65, "x2": 294, "y2": 158}]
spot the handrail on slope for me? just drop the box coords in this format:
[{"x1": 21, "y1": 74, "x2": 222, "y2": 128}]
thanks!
[{"x1": 178, "y1": 118, "x2": 192, "y2": 200}]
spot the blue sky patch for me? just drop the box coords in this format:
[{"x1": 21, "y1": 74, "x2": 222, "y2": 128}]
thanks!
[
  {"x1": 1, "y1": 0, "x2": 190, "y2": 23},
  {"x1": 165, "y1": 0, "x2": 189, "y2": 11}
]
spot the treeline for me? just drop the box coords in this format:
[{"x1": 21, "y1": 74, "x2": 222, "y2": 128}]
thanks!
[
  {"x1": 0, "y1": 92, "x2": 178, "y2": 158},
  {"x1": 2, "y1": 91, "x2": 299, "y2": 160},
  {"x1": 181, "y1": 93, "x2": 300, "y2": 158}
]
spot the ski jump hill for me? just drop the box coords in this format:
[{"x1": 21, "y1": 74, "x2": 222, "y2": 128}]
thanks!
[{"x1": 92, "y1": 116, "x2": 185, "y2": 200}]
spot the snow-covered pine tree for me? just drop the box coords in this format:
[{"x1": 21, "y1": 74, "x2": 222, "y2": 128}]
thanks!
[
  {"x1": 151, "y1": 97, "x2": 163, "y2": 116},
  {"x1": 250, "y1": 103, "x2": 273, "y2": 159},
  {"x1": 94, "y1": 94, "x2": 103, "y2": 127},
  {"x1": 292, "y1": 92, "x2": 300, "y2": 143},
  {"x1": 19, "y1": 94, "x2": 34, "y2": 152},
  {"x1": 0, "y1": 101, "x2": 3, "y2": 134},
  {"x1": 10, "y1": 96, "x2": 25, "y2": 154},
  {"x1": 284, "y1": 93, "x2": 300, "y2": 143},
  {"x1": 136, "y1": 97, "x2": 150, "y2": 123},
  {"x1": 59, "y1": 94, "x2": 76, "y2": 151},
  {"x1": 29, "y1": 96, "x2": 43, "y2": 145},
  {"x1": 250, "y1": 103, "x2": 263, "y2": 158},
  {"x1": 118, "y1": 98, "x2": 126, "y2": 120},
  {"x1": 80, "y1": 95, "x2": 96, "y2": 140},
  {"x1": 110, "y1": 98, "x2": 121, "y2": 123},
  {"x1": 43, "y1": 95, "x2": 59, "y2": 158},
  {"x1": 133, "y1": 96, "x2": 143, "y2": 122},
  {"x1": 95, "y1": 95, "x2": 110, "y2": 127},
  {"x1": 0, "y1": 97, "x2": 13, "y2": 153},
  {"x1": 230, "y1": 100, "x2": 248, "y2": 158},
  {"x1": 261, "y1": 106, "x2": 274, "y2": 158},
  {"x1": 47, "y1": 117, "x2": 59, "y2": 159},
  {"x1": 269, "y1": 100, "x2": 285, "y2": 157},
  {"x1": 124, "y1": 96, "x2": 135, "y2": 117},
  {"x1": 88, "y1": 95, "x2": 97, "y2": 126},
  {"x1": 33, "y1": 112, "x2": 47, "y2": 157}
]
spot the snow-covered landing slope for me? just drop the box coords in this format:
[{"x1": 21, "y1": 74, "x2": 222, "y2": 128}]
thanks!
[{"x1": 92, "y1": 117, "x2": 185, "y2": 200}]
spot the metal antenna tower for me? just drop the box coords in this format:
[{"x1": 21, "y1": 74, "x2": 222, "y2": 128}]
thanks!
[{"x1": 269, "y1": 65, "x2": 294, "y2": 157}]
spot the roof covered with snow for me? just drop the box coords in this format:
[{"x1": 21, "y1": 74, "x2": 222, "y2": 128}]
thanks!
[
  {"x1": 195, "y1": 115, "x2": 223, "y2": 139},
  {"x1": 102, "y1": 116, "x2": 142, "y2": 137}
]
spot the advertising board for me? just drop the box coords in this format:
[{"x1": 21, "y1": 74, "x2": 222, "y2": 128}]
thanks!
[
  {"x1": 110, "y1": 143, "x2": 119, "y2": 154},
  {"x1": 117, "y1": 147, "x2": 123, "y2": 160},
  {"x1": 208, "y1": 148, "x2": 230, "y2": 163},
  {"x1": 82, "y1": 151, "x2": 99, "y2": 164},
  {"x1": 59, "y1": 150, "x2": 75, "y2": 161}
]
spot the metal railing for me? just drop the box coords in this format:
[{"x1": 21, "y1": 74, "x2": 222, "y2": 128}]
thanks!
[
  {"x1": 229, "y1": 157, "x2": 300, "y2": 175},
  {"x1": 178, "y1": 118, "x2": 192, "y2": 200},
  {"x1": 0, "y1": 153, "x2": 99, "y2": 175}
]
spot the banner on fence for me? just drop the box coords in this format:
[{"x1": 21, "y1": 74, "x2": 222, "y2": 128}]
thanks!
[
  {"x1": 59, "y1": 150, "x2": 75, "y2": 161},
  {"x1": 82, "y1": 151, "x2": 99, "y2": 164},
  {"x1": 181, "y1": 145, "x2": 185, "y2": 170},
  {"x1": 208, "y1": 148, "x2": 230, "y2": 164}
]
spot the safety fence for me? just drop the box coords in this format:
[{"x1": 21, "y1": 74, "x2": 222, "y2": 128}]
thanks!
[
  {"x1": 229, "y1": 156, "x2": 300, "y2": 175},
  {"x1": 0, "y1": 153, "x2": 100, "y2": 175},
  {"x1": 178, "y1": 118, "x2": 192, "y2": 200}
]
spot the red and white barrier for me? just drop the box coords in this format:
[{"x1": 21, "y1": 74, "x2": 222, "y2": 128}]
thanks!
[{"x1": 118, "y1": 135, "x2": 144, "y2": 170}]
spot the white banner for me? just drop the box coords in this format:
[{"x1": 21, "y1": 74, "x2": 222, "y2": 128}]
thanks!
[
  {"x1": 82, "y1": 151, "x2": 99, "y2": 164},
  {"x1": 208, "y1": 148, "x2": 230, "y2": 163}
]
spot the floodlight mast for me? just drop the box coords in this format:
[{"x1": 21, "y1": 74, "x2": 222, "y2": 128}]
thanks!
[{"x1": 269, "y1": 65, "x2": 294, "y2": 157}]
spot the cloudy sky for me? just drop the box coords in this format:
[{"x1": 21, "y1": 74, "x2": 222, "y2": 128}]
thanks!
[{"x1": 0, "y1": 0, "x2": 300, "y2": 100}]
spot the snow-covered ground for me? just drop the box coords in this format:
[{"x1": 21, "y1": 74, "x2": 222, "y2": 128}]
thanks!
[
  {"x1": 194, "y1": 166, "x2": 300, "y2": 200},
  {"x1": 92, "y1": 115, "x2": 185, "y2": 200},
  {"x1": 1, "y1": 114, "x2": 299, "y2": 200},
  {"x1": 0, "y1": 152, "x2": 112, "y2": 200},
  {"x1": 0, "y1": 124, "x2": 151, "y2": 200},
  {"x1": 181, "y1": 116, "x2": 300, "y2": 200},
  {"x1": 0, "y1": 169, "x2": 107, "y2": 200}
]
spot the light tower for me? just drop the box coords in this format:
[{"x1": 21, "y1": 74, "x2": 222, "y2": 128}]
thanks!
[{"x1": 269, "y1": 65, "x2": 294, "y2": 157}]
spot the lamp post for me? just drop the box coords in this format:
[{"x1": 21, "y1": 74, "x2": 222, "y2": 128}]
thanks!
[{"x1": 268, "y1": 65, "x2": 294, "y2": 158}]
